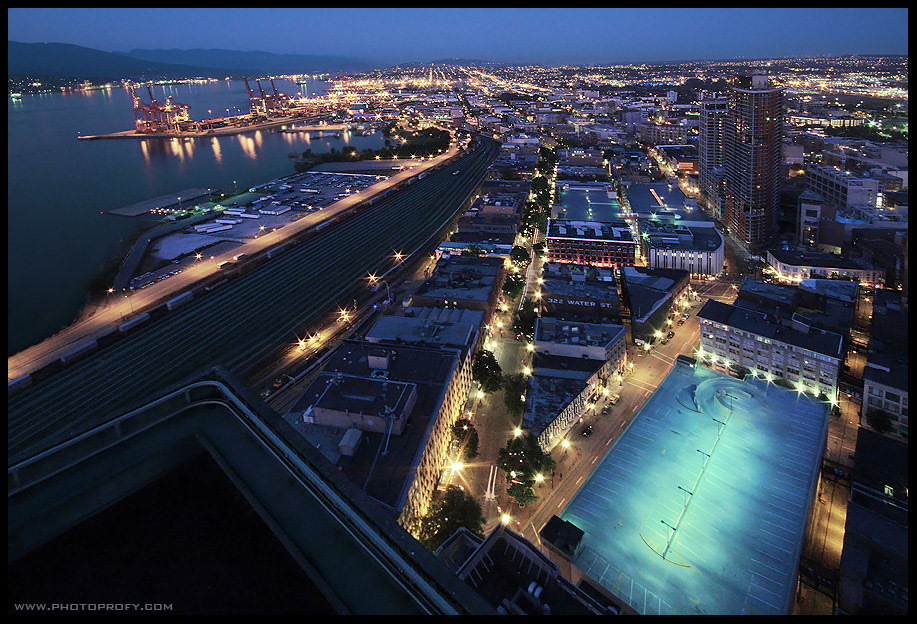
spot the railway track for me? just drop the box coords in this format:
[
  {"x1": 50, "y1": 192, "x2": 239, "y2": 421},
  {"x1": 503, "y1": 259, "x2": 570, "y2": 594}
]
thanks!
[{"x1": 9, "y1": 136, "x2": 499, "y2": 463}]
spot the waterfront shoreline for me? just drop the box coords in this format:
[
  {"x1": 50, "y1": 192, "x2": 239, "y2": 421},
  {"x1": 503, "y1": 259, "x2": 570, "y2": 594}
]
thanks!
[{"x1": 77, "y1": 119, "x2": 349, "y2": 141}]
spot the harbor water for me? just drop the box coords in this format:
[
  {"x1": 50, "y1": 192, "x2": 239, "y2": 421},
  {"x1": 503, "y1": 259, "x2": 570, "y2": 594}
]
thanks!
[{"x1": 7, "y1": 79, "x2": 386, "y2": 356}]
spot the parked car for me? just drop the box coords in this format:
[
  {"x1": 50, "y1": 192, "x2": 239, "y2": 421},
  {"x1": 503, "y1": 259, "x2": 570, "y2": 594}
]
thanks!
[
  {"x1": 610, "y1": 394, "x2": 620, "y2": 405},
  {"x1": 667, "y1": 331, "x2": 675, "y2": 339},
  {"x1": 582, "y1": 425, "x2": 593, "y2": 437}
]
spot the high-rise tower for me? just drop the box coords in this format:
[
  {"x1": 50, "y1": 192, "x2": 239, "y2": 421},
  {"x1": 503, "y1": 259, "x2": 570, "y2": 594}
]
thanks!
[
  {"x1": 722, "y1": 75, "x2": 783, "y2": 250},
  {"x1": 698, "y1": 98, "x2": 728, "y2": 221}
]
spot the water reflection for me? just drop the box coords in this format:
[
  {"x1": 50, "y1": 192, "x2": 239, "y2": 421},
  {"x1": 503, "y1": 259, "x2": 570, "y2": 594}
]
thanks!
[
  {"x1": 238, "y1": 134, "x2": 258, "y2": 161},
  {"x1": 211, "y1": 138, "x2": 222, "y2": 164}
]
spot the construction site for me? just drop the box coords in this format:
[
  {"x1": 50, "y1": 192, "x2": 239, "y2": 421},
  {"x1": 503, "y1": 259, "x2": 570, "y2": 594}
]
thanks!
[{"x1": 78, "y1": 78, "x2": 337, "y2": 140}]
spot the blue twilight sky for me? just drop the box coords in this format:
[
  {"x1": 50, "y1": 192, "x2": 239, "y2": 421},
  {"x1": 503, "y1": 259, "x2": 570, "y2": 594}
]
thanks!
[{"x1": 7, "y1": 7, "x2": 909, "y2": 67}]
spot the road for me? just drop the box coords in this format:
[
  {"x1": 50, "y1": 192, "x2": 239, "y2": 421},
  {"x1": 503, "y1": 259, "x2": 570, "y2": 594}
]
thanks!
[
  {"x1": 8, "y1": 141, "x2": 464, "y2": 382},
  {"x1": 458, "y1": 270, "x2": 759, "y2": 537},
  {"x1": 8, "y1": 137, "x2": 498, "y2": 463}
]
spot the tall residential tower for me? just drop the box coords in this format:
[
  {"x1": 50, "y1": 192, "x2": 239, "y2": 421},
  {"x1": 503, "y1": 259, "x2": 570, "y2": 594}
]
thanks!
[
  {"x1": 698, "y1": 98, "x2": 728, "y2": 222},
  {"x1": 721, "y1": 75, "x2": 784, "y2": 250}
]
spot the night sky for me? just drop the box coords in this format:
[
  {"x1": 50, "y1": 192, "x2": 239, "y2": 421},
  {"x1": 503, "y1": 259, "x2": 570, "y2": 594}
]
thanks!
[{"x1": 7, "y1": 8, "x2": 909, "y2": 67}]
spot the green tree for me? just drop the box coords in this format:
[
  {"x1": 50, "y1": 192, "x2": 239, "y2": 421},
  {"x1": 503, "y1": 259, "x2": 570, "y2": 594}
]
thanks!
[
  {"x1": 418, "y1": 485, "x2": 486, "y2": 552},
  {"x1": 451, "y1": 418, "x2": 479, "y2": 462},
  {"x1": 532, "y1": 241, "x2": 546, "y2": 258},
  {"x1": 502, "y1": 372, "x2": 529, "y2": 417},
  {"x1": 497, "y1": 433, "x2": 556, "y2": 507},
  {"x1": 472, "y1": 349, "x2": 504, "y2": 394},
  {"x1": 502, "y1": 274, "x2": 526, "y2": 299},
  {"x1": 510, "y1": 245, "x2": 531, "y2": 267},
  {"x1": 513, "y1": 298, "x2": 539, "y2": 338},
  {"x1": 530, "y1": 176, "x2": 549, "y2": 193}
]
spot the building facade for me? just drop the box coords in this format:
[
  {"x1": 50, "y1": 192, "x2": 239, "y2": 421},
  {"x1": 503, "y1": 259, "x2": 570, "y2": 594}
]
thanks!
[
  {"x1": 722, "y1": 76, "x2": 784, "y2": 249},
  {"x1": 697, "y1": 299, "x2": 843, "y2": 401},
  {"x1": 699, "y1": 98, "x2": 729, "y2": 221},
  {"x1": 545, "y1": 219, "x2": 638, "y2": 268}
]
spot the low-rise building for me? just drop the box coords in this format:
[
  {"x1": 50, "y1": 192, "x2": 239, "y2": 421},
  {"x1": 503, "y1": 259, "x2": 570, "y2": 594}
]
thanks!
[
  {"x1": 411, "y1": 254, "x2": 506, "y2": 324},
  {"x1": 620, "y1": 266, "x2": 691, "y2": 343},
  {"x1": 641, "y1": 222, "x2": 724, "y2": 278},
  {"x1": 697, "y1": 298, "x2": 843, "y2": 401},
  {"x1": 436, "y1": 524, "x2": 632, "y2": 615},
  {"x1": 836, "y1": 428, "x2": 908, "y2": 615},
  {"x1": 538, "y1": 262, "x2": 621, "y2": 321},
  {"x1": 288, "y1": 339, "x2": 471, "y2": 536},
  {"x1": 523, "y1": 319, "x2": 627, "y2": 450},
  {"x1": 861, "y1": 299, "x2": 908, "y2": 441},
  {"x1": 766, "y1": 248, "x2": 885, "y2": 288},
  {"x1": 546, "y1": 219, "x2": 638, "y2": 268}
]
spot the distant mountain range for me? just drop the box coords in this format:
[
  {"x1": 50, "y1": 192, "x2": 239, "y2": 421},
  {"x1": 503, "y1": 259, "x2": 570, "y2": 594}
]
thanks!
[
  {"x1": 127, "y1": 48, "x2": 371, "y2": 75},
  {"x1": 8, "y1": 41, "x2": 372, "y2": 81}
]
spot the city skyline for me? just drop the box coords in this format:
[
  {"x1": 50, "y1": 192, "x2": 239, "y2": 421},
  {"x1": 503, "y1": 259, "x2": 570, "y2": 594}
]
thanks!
[
  {"x1": 7, "y1": 7, "x2": 909, "y2": 67},
  {"x1": 8, "y1": 8, "x2": 908, "y2": 616}
]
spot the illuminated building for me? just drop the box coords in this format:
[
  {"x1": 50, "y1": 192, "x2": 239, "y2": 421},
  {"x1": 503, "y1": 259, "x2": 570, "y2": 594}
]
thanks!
[{"x1": 722, "y1": 76, "x2": 784, "y2": 249}]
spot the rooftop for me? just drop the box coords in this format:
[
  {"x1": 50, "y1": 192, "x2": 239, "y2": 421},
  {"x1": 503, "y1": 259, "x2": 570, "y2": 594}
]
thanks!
[
  {"x1": 291, "y1": 340, "x2": 461, "y2": 513},
  {"x1": 547, "y1": 219, "x2": 636, "y2": 244},
  {"x1": 535, "y1": 317, "x2": 625, "y2": 349},
  {"x1": 365, "y1": 314, "x2": 477, "y2": 351},
  {"x1": 767, "y1": 248, "x2": 874, "y2": 271},
  {"x1": 559, "y1": 359, "x2": 830, "y2": 614},
  {"x1": 698, "y1": 299, "x2": 844, "y2": 359},
  {"x1": 523, "y1": 375, "x2": 590, "y2": 437}
]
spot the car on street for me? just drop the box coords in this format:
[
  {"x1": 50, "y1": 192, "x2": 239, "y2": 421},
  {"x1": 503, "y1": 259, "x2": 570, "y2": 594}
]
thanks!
[
  {"x1": 582, "y1": 425, "x2": 593, "y2": 437},
  {"x1": 667, "y1": 331, "x2": 675, "y2": 339},
  {"x1": 610, "y1": 394, "x2": 620, "y2": 405}
]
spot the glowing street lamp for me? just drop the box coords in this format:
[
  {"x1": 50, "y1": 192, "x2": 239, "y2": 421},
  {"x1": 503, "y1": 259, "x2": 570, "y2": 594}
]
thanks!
[{"x1": 514, "y1": 428, "x2": 522, "y2": 437}]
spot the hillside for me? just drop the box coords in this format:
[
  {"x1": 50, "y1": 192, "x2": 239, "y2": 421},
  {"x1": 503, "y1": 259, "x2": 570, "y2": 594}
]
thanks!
[
  {"x1": 8, "y1": 41, "x2": 219, "y2": 80},
  {"x1": 126, "y1": 48, "x2": 372, "y2": 74}
]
